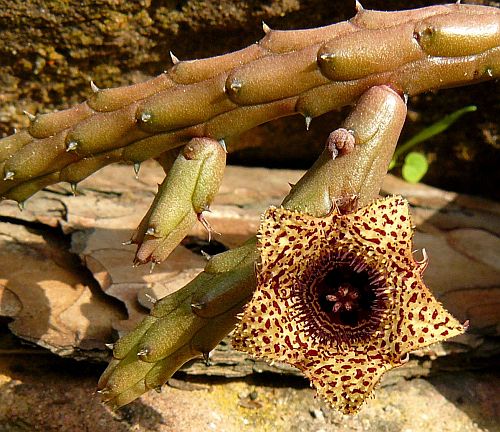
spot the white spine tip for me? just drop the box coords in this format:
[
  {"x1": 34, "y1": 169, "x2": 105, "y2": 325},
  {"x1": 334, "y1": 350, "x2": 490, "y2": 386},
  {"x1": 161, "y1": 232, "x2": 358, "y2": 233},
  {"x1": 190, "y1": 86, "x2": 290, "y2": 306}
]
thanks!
[
  {"x1": 355, "y1": 0, "x2": 364, "y2": 11},
  {"x1": 137, "y1": 348, "x2": 149, "y2": 357},
  {"x1": 70, "y1": 182, "x2": 77, "y2": 195},
  {"x1": 262, "y1": 21, "x2": 271, "y2": 34},
  {"x1": 66, "y1": 141, "x2": 78, "y2": 152},
  {"x1": 146, "y1": 227, "x2": 155, "y2": 235},
  {"x1": 90, "y1": 80, "x2": 100, "y2": 93},
  {"x1": 144, "y1": 293, "x2": 157, "y2": 304},
  {"x1": 149, "y1": 261, "x2": 156, "y2": 274},
  {"x1": 133, "y1": 162, "x2": 141, "y2": 178},
  {"x1": 105, "y1": 343, "x2": 114, "y2": 350},
  {"x1": 203, "y1": 351, "x2": 212, "y2": 365},
  {"x1": 218, "y1": 138, "x2": 227, "y2": 153},
  {"x1": 305, "y1": 116, "x2": 312, "y2": 131},
  {"x1": 4, "y1": 171, "x2": 14, "y2": 181},
  {"x1": 170, "y1": 51, "x2": 180, "y2": 65},
  {"x1": 320, "y1": 53, "x2": 335, "y2": 61},
  {"x1": 229, "y1": 80, "x2": 242, "y2": 92},
  {"x1": 197, "y1": 213, "x2": 219, "y2": 243},
  {"x1": 18, "y1": 201, "x2": 25, "y2": 211},
  {"x1": 140, "y1": 112, "x2": 152, "y2": 123},
  {"x1": 191, "y1": 302, "x2": 203, "y2": 310},
  {"x1": 122, "y1": 239, "x2": 133, "y2": 245},
  {"x1": 201, "y1": 250, "x2": 211, "y2": 260},
  {"x1": 23, "y1": 110, "x2": 36, "y2": 122}
]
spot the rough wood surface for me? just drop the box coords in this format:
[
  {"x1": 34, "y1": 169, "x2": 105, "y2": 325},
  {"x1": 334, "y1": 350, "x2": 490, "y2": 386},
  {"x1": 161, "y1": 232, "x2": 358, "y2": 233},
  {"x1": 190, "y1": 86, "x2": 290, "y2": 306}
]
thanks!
[{"x1": 0, "y1": 162, "x2": 498, "y2": 373}]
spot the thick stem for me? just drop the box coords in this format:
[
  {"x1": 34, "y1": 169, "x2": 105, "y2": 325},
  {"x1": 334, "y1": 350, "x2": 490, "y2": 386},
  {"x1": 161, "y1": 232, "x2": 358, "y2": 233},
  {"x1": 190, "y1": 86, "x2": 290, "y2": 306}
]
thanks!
[
  {"x1": 0, "y1": 4, "x2": 498, "y2": 202},
  {"x1": 98, "y1": 85, "x2": 406, "y2": 408},
  {"x1": 283, "y1": 85, "x2": 407, "y2": 213}
]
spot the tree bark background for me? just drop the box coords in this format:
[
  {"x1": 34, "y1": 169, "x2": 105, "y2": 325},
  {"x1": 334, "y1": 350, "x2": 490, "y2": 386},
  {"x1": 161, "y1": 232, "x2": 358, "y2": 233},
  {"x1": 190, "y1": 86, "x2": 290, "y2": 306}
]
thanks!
[
  {"x1": 0, "y1": 0, "x2": 498, "y2": 198},
  {"x1": 0, "y1": 161, "x2": 498, "y2": 431},
  {"x1": 0, "y1": 161, "x2": 498, "y2": 369}
]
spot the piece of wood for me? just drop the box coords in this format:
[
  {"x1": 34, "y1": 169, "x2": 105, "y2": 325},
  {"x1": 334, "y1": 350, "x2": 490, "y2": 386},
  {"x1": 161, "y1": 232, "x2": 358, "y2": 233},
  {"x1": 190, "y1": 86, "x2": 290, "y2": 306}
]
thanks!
[{"x1": 0, "y1": 162, "x2": 498, "y2": 371}]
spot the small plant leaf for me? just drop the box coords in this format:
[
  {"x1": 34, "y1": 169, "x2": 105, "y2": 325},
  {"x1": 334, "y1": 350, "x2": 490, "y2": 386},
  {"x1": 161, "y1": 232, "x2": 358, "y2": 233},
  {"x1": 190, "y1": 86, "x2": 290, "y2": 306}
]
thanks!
[
  {"x1": 399, "y1": 105, "x2": 477, "y2": 152},
  {"x1": 390, "y1": 105, "x2": 477, "y2": 174},
  {"x1": 402, "y1": 152, "x2": 428, "y2": 183}
]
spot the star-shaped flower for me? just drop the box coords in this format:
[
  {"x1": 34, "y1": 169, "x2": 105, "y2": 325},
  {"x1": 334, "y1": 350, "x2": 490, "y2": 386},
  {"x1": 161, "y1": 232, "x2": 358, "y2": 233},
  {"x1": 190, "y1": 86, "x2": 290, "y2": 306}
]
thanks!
[{"x1": 232, "y1": 196, "x2": 466, "y2": 414}]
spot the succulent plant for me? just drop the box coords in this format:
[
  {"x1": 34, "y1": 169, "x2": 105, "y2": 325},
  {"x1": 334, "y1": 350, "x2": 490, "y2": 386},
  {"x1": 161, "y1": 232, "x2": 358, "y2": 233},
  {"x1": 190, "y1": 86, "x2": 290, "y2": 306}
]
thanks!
[{"x1": 1, "y1": 3, "x2": 498, "y2": 412}]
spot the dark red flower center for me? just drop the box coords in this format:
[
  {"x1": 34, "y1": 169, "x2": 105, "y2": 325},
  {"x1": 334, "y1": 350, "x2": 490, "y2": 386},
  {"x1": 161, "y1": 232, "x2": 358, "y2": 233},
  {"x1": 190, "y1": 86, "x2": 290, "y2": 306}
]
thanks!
[
  {"x1": 292, "y1": 251, "x2": 389, "y2": 346},
  {"x1": 316, "y1": 266, "x2": 376, "y2": 327}
]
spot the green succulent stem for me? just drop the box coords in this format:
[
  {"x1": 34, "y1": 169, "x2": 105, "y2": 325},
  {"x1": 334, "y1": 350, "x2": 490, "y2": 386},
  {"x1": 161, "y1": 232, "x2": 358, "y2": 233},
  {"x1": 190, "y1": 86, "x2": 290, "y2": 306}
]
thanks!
[
  {"x1": 0, "y1": 2, "x2": 498, "y2": 410},
  {"x1": 132, "y1": 137, "x2": 226, "y2": 264},
  {"x1": 98, "y1": 85, "x2": 407, "y2": 408},
  {"x1": 283, "y1": 86, "x2": 407, "y2": 213},
  {"x1": 1, "y1": 4, "x2": 499, "y2": 205}
]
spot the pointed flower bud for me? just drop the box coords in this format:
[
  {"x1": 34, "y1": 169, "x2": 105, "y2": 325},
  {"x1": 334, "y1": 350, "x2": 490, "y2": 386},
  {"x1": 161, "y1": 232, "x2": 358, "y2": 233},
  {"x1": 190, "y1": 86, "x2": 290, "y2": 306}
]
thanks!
[{"x1": 133, "y1": 137, "x2": 226, "y2": 264}]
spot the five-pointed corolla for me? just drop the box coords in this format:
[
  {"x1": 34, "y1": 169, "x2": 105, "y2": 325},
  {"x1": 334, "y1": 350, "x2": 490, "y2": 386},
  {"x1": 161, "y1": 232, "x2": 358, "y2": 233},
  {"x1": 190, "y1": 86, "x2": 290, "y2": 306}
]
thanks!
[{"x1": 232, "y1": 196, "x2": 466, "y2": 414}]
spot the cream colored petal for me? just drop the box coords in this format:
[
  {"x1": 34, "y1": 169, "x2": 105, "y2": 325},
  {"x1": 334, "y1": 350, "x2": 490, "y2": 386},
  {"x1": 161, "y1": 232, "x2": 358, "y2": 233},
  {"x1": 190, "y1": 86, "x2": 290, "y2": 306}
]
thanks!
[
  {"x1": 301, "y1": 347, "x2": 399, "y2": 414},
  {"x1": 258, "y1": 206, "x2": 334, "y2": 272},
  {"x1": 233, "y1": 196, "x2": 465, "y2": 415},
  {"x1": 390, "y1": 273, "x2": 465, "y2": 358},
  {"x1": 337, "y1": 196, "x2": 413, "y2": 267}
]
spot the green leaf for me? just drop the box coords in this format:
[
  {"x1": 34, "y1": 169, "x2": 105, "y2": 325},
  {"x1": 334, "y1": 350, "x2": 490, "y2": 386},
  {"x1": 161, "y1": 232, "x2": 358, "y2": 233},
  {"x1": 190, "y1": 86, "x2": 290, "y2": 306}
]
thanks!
[
  {"x1": 393, "y1": 105, "x2": 477, "y2": 161},
  {"x1": 402, "y1": 152, "x2": 428, "y2": 183}
]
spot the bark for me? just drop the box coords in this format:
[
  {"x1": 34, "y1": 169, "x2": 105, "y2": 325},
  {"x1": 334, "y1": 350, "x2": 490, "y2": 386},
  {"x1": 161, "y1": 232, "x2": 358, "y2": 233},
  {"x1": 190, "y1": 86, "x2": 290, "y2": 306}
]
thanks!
[{"x1": 1, "y1": 163, "x2": 497, "y2": 371}]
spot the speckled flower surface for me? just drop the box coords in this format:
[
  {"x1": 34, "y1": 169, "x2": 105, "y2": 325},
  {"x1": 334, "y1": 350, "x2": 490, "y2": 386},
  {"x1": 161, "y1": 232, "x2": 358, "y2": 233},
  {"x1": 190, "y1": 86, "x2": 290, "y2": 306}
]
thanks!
[{"x1": 232, "y1": 196, "x2": 466, "y2": 414}]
